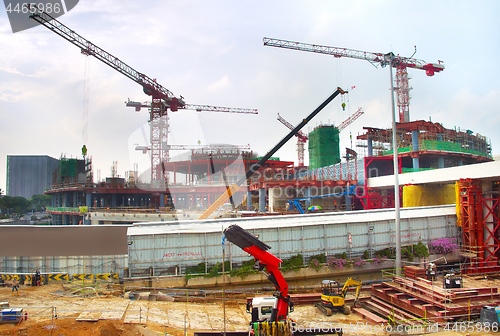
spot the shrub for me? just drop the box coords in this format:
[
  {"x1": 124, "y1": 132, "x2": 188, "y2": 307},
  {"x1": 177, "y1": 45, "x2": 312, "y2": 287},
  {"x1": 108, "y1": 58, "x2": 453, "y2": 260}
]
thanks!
[
  {"x1": 327, "y1": 256, "x2": 347, "y2": 270},
  {"x1": 413, "y1": 241, "x2": 429, "y2": 258},
  {"x1": 308, "y1": 258, "x2": 321, "y2": 272},
  {"x1": 373, "y1": 256, "x2": 387, "y2": 265},
  {"x1": 376, "y1": 248, "x2": 394, "y2": 259},
  {"x1": 309, "y1": 253, "x2": 326, "y2": 264},
  {"x1": 429, "y1": 238, "x2": 459, "y2": 254},
  {"x1": 281, "y1": 254, "x2": 303, "y2": 272},
  {"x1": 362, "y1": 250, "x2": 370, "y2": 259},
  {"x1": 353, "y1": 257, "x2": 366, "y2": 268}
]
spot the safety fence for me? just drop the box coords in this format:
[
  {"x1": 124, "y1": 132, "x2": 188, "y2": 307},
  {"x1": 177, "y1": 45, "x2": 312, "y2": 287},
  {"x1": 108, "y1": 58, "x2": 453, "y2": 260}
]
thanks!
[{"x1": 0, "y1": 272, "x2": 118, "y2": 284}]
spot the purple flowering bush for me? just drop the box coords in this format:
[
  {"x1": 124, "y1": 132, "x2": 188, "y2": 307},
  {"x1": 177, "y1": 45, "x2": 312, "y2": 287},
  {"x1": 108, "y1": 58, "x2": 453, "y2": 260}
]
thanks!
[
  {"x1": 429, "y1": 238, "x2": 459, "y2": 254},
  {"x1": 327, "y1": 256, "x2": 347, "y2": 270},
  {"x1": 308, "y1": 258, "x2": 321, "y2": 271},
  {"x1": 353, "y1": 257, "x2": 366, "y2": 268},
  {"x1": 372, "y1": 256, "x2": 387, "y2": 265}
]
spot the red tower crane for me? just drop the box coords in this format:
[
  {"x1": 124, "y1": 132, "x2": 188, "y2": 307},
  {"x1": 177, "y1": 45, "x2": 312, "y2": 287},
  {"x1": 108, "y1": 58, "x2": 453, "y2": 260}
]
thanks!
[
  {"x1": 277, "y1": 113, "x2": 308, "y2": 167},
  {"x1": 28, "y1": 8, "x2": 257, "y2": 187},
  {"x1": 277, "y1": 108, "x2": 363, "y2": 167},
  {"x1": 264, "y1": 37, "x2": 444, "y2": 123}
]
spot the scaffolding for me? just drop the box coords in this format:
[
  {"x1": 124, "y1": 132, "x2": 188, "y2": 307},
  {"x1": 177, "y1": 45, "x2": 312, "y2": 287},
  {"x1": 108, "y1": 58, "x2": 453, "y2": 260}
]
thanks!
[
  {"x1": 357, "y1": 120, "x2": 492, "y2": 160},
  {"x1": 458, "y1": 179, "x2": 500, "y2": 274}
]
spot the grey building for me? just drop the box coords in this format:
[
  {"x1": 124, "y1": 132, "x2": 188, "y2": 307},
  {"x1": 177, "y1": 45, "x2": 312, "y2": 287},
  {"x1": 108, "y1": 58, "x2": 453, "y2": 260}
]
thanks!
[{"x1": 6, "y1": 155, "x2": 59, "y2": 199}]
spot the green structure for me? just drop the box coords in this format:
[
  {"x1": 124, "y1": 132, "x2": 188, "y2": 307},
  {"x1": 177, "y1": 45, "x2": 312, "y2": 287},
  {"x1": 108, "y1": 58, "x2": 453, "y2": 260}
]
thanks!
[{"x1": 308, "y1": 125, "x2": 340, "y2": 169}]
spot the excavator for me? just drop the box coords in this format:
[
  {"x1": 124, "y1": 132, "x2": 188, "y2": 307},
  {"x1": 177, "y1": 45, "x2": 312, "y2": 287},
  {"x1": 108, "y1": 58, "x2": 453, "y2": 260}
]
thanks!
[
  {"x1": 315, "y1": 278, "x2": 362, "y2": 316},
  {"x1": 224, "y1": 224, "x2": 343, "y2": 336}
]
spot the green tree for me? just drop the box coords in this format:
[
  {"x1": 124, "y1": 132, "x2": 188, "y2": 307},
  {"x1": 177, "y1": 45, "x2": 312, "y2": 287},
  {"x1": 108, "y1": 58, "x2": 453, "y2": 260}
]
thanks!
[
  {"x1": 30, "y1": 194, "x2": 52, "y2": 212},
  {"x1": 0, "y1": 196, "x2": 31, "y2": 218}
]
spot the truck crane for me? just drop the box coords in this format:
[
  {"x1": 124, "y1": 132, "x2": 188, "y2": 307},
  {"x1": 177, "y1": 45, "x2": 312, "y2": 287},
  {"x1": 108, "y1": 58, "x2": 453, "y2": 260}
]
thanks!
[
  {"x1": 197, "y1": 87, "x2": 348, "y2": 220},
  {"x1": 28, "y1": 7, "x2": 257, "y2": 186},
  {"x1": 277, "y1": 107, "x2": 363, "y2": 167},
  {"x1": 263, "y1": 37, "x2": 444, "y2": 123},
  {"x1": 224, "y1": 224, "x2": 343, "y2": 336}
]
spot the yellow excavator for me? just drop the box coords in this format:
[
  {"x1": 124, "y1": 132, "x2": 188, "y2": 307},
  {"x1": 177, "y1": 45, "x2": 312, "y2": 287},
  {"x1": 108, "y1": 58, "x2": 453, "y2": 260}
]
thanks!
[{"x1": 315, "y1": 278, "x2": 362, "y2": 316}]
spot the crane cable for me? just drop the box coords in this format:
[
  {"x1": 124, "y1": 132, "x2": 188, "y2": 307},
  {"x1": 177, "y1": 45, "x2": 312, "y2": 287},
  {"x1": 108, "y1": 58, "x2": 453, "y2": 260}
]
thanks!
[{"x1": 82, "y1": 56, "x2": 90, "y2": 154}]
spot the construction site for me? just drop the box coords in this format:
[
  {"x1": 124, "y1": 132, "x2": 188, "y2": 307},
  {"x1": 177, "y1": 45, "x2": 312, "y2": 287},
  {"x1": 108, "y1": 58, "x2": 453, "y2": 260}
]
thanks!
[{"x1": 2, "y1": 5, "x2": 500, "y2": 336}]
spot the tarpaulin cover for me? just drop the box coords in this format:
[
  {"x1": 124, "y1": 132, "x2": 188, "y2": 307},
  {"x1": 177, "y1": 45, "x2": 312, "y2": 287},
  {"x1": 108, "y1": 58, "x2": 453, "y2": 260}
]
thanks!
[{"x1": 402, "y1": 184, "x2": 456, "y2": 208}]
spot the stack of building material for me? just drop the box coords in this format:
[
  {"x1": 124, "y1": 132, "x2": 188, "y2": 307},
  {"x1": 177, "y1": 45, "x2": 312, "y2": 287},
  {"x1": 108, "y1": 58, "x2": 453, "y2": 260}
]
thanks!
[
  {"x1": 369, "y1": 276, "x2": 500, "y2": 322},
  {"x1": 404, "y1": 266, "x2": 426, "y2": 280}
]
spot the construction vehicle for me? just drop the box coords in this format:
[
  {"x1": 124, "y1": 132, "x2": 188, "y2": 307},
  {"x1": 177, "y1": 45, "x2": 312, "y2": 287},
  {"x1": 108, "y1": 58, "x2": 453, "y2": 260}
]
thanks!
[
  {"x1": 198, "y1": 87, "x2": 348, "y2": 219},
  {"x1": 315, "y1": 278, "x2": 362, "y2": 316},
  {"x1": 224, "y1": 224, "x2": 342, "y2": 336}
]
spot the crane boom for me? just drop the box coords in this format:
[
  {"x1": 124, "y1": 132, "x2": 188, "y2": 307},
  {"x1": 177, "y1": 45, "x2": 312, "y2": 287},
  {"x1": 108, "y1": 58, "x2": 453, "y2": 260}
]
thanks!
[
  {"x1": 338, "y1": 107, "x2": 364, "y2": 132},
  {"x1": 264, "y1": 37, "x2": 444, "y2": 123},
  {"x1": 126, "y1": 100, "x2": 257, "y2": 114},
  {"x1": 29, "y1": 9, "x2": 184, "y2": 111},
  {"x1": 263, "y1": 37, "x2": 444, "y2": 75}
]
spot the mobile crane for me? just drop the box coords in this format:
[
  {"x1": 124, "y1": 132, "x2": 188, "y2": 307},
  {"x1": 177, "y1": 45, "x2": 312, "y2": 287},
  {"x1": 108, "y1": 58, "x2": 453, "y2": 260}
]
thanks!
[{"x1": 224, "y1": 224, "x2": 343, "y2": 336}]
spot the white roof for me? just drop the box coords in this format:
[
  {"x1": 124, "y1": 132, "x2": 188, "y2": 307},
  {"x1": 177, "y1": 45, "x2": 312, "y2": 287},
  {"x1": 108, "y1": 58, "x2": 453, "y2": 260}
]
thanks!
[{"x1": 127, "y1": 204, "x2": 456, "y2": 236}]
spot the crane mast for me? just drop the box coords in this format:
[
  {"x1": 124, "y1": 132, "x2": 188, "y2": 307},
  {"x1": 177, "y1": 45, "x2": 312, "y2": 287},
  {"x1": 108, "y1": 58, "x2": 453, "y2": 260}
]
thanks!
[
  {"x1": 264, "y1": 37, "x2": 444, "y2": 123},
  {"x1": 277, "y1": 113, "x2": 308, "y2": 167}
]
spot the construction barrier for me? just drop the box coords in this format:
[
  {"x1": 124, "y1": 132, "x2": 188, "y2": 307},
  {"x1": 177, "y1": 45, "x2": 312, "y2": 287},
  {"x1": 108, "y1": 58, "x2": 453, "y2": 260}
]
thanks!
[
  {"x1": 48, "y1": 273, "x2": 69, "y2": 281},
  {"x1": 0, "y1": 273, "x2": 69, "y2": 284},
  {"x1": 72, "y1": 274, "x2": 94, "y2": 281}
]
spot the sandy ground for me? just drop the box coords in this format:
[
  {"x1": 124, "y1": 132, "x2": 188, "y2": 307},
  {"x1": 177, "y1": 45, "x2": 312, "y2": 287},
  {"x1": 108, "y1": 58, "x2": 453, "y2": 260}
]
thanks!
[{"x1": 0, "y1": 283, "x2": 498, "y2": 336}]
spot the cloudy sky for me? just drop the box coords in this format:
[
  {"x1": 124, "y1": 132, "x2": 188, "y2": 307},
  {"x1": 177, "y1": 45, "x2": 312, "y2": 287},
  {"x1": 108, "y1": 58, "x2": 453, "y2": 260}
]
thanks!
[{"x1": 1, "y1": 0, "x2": 499, "y2": 194}]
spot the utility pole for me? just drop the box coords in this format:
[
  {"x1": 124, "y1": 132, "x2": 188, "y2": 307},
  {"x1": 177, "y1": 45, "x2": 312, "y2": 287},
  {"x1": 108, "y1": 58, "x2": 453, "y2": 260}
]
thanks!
[{"x1": 387, "y1": 52, "x2": 401, "y2": 274}]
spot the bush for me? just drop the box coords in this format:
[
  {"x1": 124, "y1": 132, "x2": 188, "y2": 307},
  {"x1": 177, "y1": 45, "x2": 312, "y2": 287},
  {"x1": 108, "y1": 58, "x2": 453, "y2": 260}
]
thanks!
[
  {"x1": 373, "y1": 256, "x2": 387, "y2": 265},
  {"x1": 281, "y1": 254, "x2": 303, "y2": 272},
  {"x1": 353, "y1": 257, "x2": 366, "y2": 268},
  {"x1": 402, "y1": 246, "x2": 414, "y2": 262},
  {"x1": 363, "y1": 250, "x2": 369, "y2": 259},
  {"x1": 376, "y1": 248, "x2": 394, "y2": 259},
  {"x1": 429, "y1": 238, "x2": 459, "y2": 254},
  {"x1": 308, "y1": 258, "x2": 321, "y2": 272},
  {"x1": 414, "y1": 241, "x2": 429, "y2": 258},
  {"x1": 309, "y1": 253, "x2": 326, "y2": 264},
  {"x1": 185, "y1": 262, "x2": 206, "y2": 275},
  {"x1": 327, "y1": 256, "x2": 347, "y2": 270}
]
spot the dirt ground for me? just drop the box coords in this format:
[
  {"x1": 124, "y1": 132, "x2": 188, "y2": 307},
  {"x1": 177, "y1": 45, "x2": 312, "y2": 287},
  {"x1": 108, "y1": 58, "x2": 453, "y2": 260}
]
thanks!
[{"x1": 0, "y1": 283, "x2": 498, "y2": 336}]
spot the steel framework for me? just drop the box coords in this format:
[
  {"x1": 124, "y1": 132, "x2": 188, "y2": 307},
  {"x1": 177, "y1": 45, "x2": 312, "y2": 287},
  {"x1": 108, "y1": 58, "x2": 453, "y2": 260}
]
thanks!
[{"x1": 458, "y1": 179, "x2": 500, "y2": 274}]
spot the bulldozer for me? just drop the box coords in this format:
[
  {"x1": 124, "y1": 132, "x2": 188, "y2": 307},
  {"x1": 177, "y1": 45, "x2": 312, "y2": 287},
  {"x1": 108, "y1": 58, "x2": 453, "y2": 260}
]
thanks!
[{"x1": 315, "y1": 278, "x2": 362, "y2": 316}]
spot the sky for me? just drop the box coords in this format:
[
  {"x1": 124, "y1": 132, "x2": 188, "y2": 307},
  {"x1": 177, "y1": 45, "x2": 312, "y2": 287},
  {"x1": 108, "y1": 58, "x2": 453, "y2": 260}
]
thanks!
[{"x1": 1, "y1": 0, "x2": 499, "y2": 194}]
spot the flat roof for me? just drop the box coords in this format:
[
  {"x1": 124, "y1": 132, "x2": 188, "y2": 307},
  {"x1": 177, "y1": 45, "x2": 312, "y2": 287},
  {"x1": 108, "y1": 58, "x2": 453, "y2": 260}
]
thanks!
[
  {"x1": 127, "y1": 204, "x2": 456, "y2": 236},
  {"x1": 367, "y1": 160, "x2": 500, "y2": 188}
]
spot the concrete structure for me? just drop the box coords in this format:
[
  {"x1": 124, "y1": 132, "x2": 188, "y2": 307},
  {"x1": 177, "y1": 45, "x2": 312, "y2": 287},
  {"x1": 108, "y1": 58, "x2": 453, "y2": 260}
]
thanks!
[{"x1": 6, "y1": 155, "x2": 59, "y2": 199}]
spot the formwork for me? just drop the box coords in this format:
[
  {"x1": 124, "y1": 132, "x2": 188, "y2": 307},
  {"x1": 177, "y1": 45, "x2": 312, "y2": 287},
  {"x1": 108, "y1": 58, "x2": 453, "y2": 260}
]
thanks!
[{"x1": 127, "y1": 205, "x2": 457, "y2": 278}]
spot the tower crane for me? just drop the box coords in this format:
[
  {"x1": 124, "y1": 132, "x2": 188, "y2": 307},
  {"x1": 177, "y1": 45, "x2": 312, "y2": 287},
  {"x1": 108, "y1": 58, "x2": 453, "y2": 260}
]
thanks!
[
  {"x1": 277, "y1": 113, "x2": 308, "y2": 167},
  {"x1": 28, "y1": 7, "x2": 257, "y2": 186},
  {"x1": 277, "y1": 107, "x2": 363, "y2": 167},
  {"x1": 263, "y1": 37, "x2": 444, "y2": 123}
]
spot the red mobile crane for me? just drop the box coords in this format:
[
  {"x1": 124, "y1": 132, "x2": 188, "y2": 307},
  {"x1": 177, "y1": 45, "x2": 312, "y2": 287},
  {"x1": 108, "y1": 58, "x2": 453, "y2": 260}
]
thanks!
[
  {"x1": 28, "y1": 7, "x2": 257, "y2": 185},
  {"x1": 224, "y1": 224, "x2": 343, "y2": 336},
  {"x1": 264, "y1": 37, "x2": 444, "y2": 123}
]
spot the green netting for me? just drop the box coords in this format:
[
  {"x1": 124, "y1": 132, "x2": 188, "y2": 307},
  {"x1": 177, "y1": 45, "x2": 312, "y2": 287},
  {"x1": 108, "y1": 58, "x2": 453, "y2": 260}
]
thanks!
[
  {"x1": 308, "y1": 126, "x2": 340, "y2": 170},
  {"x1": 59, "y1": 159, "x2": 78, "y2": 177},
  {"x1": 382, "y1": 140, "x2": 491, "y2": 158}
]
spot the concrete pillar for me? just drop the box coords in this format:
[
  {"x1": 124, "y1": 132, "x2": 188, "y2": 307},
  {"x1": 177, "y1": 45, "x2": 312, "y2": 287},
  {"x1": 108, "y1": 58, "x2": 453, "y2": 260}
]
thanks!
[
  {"x1": 412, "y1": 130, "x2": 420, "y2": 170},
  {"x1": 247, "y1": 191, "x2": 253, "y2": 211},
  {"x1": 345, "y1": 187, "x2": 352, "y2": 211},
  {"x1": 458, "y1": 160, "x2": 463, "y2": 166},
  {"x1": 85, "y1": 193, "x2": 92, "y2": 208},
  {"x1": 269, "y1": 188, "x2": 275, "y2": 213},
  {"x1": 438, "y1": 157, "x2": 445, "y2": 169},
  {"x1": 160, "y1": 193, "x2": 165, "y2": 208},
  {"x1": 259, "y1": 188, "x2": 266, "y2": 213},
  {"x1": 111, "y1": 194, "x2": 117, "y2": 208},
  {"x1": 305, "y1": 187, "x2": 311, "y2": 208},
  {"x1": 367, "y1": 136, "x2": 373, "y2": 157}
]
